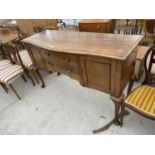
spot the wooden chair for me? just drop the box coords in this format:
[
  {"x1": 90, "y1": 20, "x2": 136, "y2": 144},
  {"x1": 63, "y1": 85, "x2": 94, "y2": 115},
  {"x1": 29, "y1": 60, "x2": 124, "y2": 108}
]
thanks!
[
  {"x1": 0, "y1": 59, "x2": 13, "y2": 93},
  {"x1": 143, "y1": 45, "x2": 155, "y2": 85},
  {"x1": 2, "y1": 40, "x2": 37, "y2": 85},
  {"x1": 143, "y1": 20, "x2": 155, "y2": 45},
  {"x1": 33, "y1": 26, "x2": 58, "y2": 33},
  {"x1": 0, "y1": 42, "x2": 27, "y2": 99},
  {"x1": 1, "y1": 39, "x2": 20, "y2": 93},
  {"x1": 15, "y1": 47, "x2": 45, "y2": 88},
  {"x1": 12, "y1": 31, "x2": 46, "y2": 88},
  {"x1": 120, "y1": 46, "x2": 155, "y2": 126},
  {"x1": 115, "y1": 19, "x2": 140, "y2": 35},
  {"x1": 33, "y1": 26, "x2": 43, "y2": 33},
  {"x1": 0, "y1": 42, "x2": 20, "y2": 93},
  {"x1": 0, "y1": 35, "x2": 20, "y2": 72},
  {"x1": 11, "y1": 41, "x2": 45, "y2": 88}
]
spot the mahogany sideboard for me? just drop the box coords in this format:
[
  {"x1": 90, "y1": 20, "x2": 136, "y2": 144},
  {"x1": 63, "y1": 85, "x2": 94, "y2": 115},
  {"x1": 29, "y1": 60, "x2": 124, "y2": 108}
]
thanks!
[
  {"x1": 22, "y1": 30, "x2": 143, "y2": 133},
  {"x1": 78, "y1": 19, "x2": 115, "y2": 33}
]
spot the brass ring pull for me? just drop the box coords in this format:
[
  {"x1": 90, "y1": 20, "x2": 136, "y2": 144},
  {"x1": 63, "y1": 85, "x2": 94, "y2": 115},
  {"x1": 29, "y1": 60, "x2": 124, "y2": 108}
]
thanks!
[
  {"x1": 96, "y1": 25, "x2": 100, "y2": 29},
  {"x1": 64, "y1": 57, "x2": 71, "y2": 62},
  {"x1": 48, "y1": 61, "x2": 53, "y2": 66},
  {"x1": 65, "y1": 68, "x2": 72, "y2": 73}
]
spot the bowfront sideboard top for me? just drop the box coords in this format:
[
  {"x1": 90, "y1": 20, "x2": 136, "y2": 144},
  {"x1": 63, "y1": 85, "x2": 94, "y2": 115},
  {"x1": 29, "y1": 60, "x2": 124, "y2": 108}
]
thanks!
[{"x1": 22, "y1": 30, "x2": 143, "y2": 60}]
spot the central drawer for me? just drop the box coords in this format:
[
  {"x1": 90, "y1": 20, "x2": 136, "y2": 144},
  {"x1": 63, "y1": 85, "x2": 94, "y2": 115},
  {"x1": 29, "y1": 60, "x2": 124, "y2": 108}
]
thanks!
[
  {"x1": 47, "y1": 52, "x2": 78, "y2": 67},
  {"x1": 48, "y1": 63, "x2": 79, "y2": 73},
  {"x1": 48, "y1": 63, "x2": 81, "y2": 81},
  {"x1": 47, "y1": 52, "x2": 81, "y2": 81}
]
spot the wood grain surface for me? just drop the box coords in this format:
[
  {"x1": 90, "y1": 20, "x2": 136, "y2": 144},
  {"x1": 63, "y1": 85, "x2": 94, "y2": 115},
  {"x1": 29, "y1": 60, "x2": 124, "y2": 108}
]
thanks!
[
  {"x1": 0, "y1": 32, "x2": 18, "y2": 43},
  {"x1": 22, "y1": 30, "x2": 143, "y2": 60}
]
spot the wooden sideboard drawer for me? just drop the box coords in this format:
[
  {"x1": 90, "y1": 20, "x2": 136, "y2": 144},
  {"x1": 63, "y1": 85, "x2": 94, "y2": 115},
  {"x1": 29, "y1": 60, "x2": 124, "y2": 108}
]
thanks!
[
  {"x1": 47, "y1": 52, "x2": 78, "y2": 67},
  {"x1": 61, "y1": 66, "x2": 81, "y2": 81},
  {"x1": 78, "y1": 20, "x2": 115, "y2": 33},
  {"x1": 48, "y1": 62, "x2": 81, "y2": 80},
  {"x1": 79, "y1": 23, "x2": 106, "y2": 33},
  {"x1": 47, "y1": 62, "x2": 79, "y2": 73}
]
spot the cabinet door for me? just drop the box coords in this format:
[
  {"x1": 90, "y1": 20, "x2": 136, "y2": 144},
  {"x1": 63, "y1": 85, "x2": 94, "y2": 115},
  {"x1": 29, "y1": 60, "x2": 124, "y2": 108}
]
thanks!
[{"x1": 84, "y1": 57, "x2": 111, "y2": 93}]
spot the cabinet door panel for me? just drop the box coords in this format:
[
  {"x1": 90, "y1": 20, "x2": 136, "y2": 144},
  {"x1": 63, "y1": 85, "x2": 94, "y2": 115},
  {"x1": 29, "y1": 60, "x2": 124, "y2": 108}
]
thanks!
[{"x1": 85, "y1": 59, "x2": 111, "y2": 93}]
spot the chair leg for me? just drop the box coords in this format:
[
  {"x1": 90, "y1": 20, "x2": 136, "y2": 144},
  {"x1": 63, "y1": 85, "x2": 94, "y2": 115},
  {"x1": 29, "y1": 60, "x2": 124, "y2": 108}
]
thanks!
[
  {"x1": 0, "y1": 83, "x2": 8, "y2": 93},
  {"x1": 36, "y1": 69, "x2": 45, "y2": 88},
  {"x1": 21, "y1": 74, "x2": 27, "y2": 82},
  {"x1": 120, "y1": 103, "x2": 125, "y2": 127},
  {"x1": 31, "y1": 69, "x2": 39, "y2": 84},
  {"x1": 9, "y1": 84, "x2": 21, "y2": 100},
  {"x1": 25, "y1": 70, "x2": 35, "y2": 86}
]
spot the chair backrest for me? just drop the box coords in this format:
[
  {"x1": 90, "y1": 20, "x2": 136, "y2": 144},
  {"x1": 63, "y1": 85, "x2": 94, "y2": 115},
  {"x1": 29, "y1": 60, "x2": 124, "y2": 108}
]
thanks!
[
  {"x1": 143, "y1": 46, "x2": 155, "y2": 85},
  {"x1": 143, "y1": 20, "x2": 155, "y2": 45},
  {"x1": 143, "y1": 20, "x2": 155, "y2": 34},
  {"x1": 13, "y1": 30, "x2": 28, "y2": 51},
  {"x1": 115, "y1": 19, "x2": 140, "y2": 35},
  {"x1": 16, "y1": 19, "x2": 58, "y2": 36},
  {"x1": 2, "y1": 42, "x2": 18, "y2": 63},
  {"x1": 33, "y1": 26, "x2": 43, "y2": 33},
  {"x1": 2, "y1": 42, "x2": 26, "y2": 70}
]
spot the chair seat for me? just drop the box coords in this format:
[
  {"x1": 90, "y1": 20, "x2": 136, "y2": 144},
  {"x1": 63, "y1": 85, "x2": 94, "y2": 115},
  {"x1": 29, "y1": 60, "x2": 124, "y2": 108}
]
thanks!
[
  {"x1": 0, "y1": 65, "x2": 24, "y2": 83},
  {"x1": 19, "y1": 50, "x2": 33, "y2": 69},
  {"x1": 125, "y1": 85, "x2": 155, "y2": 118},
  {"x1": 0, "y1": 59, "x2": 12, "y2": 71}
]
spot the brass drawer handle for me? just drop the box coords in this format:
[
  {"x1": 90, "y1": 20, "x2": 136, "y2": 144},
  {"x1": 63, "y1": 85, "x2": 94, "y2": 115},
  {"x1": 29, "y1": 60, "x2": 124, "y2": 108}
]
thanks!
[
  {"x1": 63, "y1": 57, "x2": 71, "y2": 63},
  {"x1": 45, "y1": 52, "x2": 49, "y2": 56},
  {"x1": 96, "y1": 25, "x2": 100, "y2": 29},
  {"x1": 48, "y1": 61, "x2": 53, "y2": 66},
  {"x1": 65, "y1": 68, "x2": 72, "y2": 73}
]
